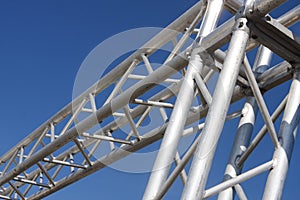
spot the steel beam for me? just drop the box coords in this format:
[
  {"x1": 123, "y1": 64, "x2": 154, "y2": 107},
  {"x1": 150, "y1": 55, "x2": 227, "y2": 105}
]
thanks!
[{"x1": 262, "y1": 68, "x2": 300, "y2": 200}]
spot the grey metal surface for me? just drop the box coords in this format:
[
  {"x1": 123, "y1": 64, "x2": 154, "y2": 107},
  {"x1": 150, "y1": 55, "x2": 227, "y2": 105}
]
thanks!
[{"x1": 0, "y1": 0, "x2": 299, "y2": 199}]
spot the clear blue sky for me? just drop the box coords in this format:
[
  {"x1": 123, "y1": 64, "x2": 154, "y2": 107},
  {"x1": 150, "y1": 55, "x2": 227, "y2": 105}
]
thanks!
[{"x1": 0, "y1": 0, "x2": 299, "y2": 199}]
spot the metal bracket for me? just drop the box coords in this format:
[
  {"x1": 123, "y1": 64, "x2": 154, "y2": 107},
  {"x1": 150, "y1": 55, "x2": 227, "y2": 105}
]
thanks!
[{"x1": 248, "y1": 14, "x2": 300, "y2": 64}]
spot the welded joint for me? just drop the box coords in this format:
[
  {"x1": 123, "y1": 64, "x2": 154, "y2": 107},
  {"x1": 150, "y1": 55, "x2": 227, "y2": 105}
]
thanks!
[
  {"x1": 190, "y1": 49, "x2": 217, "y2": 73},
  {"x1": 293, "y1": 63, "x2": 300, "y2": 72},
  {"x1": 233, "y1": 17, "x2": 249, "y2": 33}
]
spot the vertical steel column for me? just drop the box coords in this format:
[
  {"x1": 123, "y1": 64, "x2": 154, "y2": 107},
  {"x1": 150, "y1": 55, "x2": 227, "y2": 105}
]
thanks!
[
  {"x1": 218, "y1": 46, "x2": 272, "y2": 200},
  {"x1": 181, "y1": 17, "x2": 250, "y2": 200},
  {"x1": 142, "y1": 0, "x2": 223, "y2": 199},
  {"x1": 262, "y1": 68, "x2": 300, "y2": 200},
  {"x1": 217, "y1": 97, "x2": 258, "y2": 200}
]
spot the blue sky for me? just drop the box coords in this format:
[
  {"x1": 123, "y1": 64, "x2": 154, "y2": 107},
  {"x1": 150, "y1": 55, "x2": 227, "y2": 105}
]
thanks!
[{"x1": 0, "y1": 0, "x2": 299, "y2": 199}]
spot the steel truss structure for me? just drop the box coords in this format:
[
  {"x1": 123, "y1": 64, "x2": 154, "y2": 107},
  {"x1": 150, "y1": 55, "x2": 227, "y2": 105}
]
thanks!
[{"x1": 0, "y1": 0, "x2": 299, "y2": 199}]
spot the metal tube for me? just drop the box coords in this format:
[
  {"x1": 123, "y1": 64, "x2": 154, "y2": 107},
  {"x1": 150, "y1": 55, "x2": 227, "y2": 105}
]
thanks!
[
  {"x1": 89, "y1": 93, "x2": 97, "y2": 112},
  {"x1": 37, "y1": 162, "x2": 55, "y2": 186},
  {"x1": 50, "y1": 123, "x2": 55, "y2": 142},
  {"x1": 82, "y1": 133, "x2": 132, "y2": 145},
  {"x1": 181, "y1": 17, "x2": 250, "y2": 200},
  {"x1": 13, "y1": 176, "x2": 49, "y2": 188},
  {"x1": 154, "y1": 134, "x2": 202, "y2": 200},
  {"x1": 8, "y1": 182, "x2": 25, "y2": 200},
  {"x1": 143, "y1": 0, "x2": 224, "y2": 198},
  {"x1": 234, "y1": 184, "x2": 248, "y2": 200},
  {"x1": 262, "y1": 69, "x2": 300, "y2": 200},
  {"x1": 27, "y1": 128, "x2": 48, "y2": 158},
  {"x1": 174, "y1": 152, "x2": 188, "y2": 186},
  {"x1": 204, "y1": 161, "x2": 274, "y2": 199},
  {"x1": 237, "y1": 95, "x2": 287, "y2": 166},
  {"x1": 194, "y1": 73, "x2": 212, "y2": 105},
  {"x1": 59, "y1": 99, "x2": 88, "y2": 136},
  {"x1": 1, "y1": 3, "x2": 298, "y2": 194},
  {"x1": 258, "y1": 61, "x2": 291, "y2": 84},
  {"x1": 253, "y1": 0, "x2": 287, "y2": 17},
  {"x1": 142, "y1": 52, "x2": 204, "y2": 200},
  {"x1": 133, "y1": 99, "x2": 174, "y2": 109},
  {"x1": 73, "y1": 139, "x2": 92, "y2": 166},
  {"x1": 155, "y1": 109, "x2": 244, "y2": 199},
  {"x1": 23, "y1": 174, "x2": 39, "y2": 196},
  {"x1": 243, "y1": 57, "x2": 280, "y2": 147},
  {"x1": 51, "y1": 157, "x2": 68, "y2": 180},
  {"x1": 128, "y1": 74, "x2": 180, "y2": 83},
  {"x1": 277, "y1": 4, "x2": 300, "y2": 27},
  {"x1": 218, "y1": 45, "x2": 272, "y2": 200},
  {"x1": 1, "y1": 150, "x2": 18, "y2": 176},
  {"x1": 141, "y1": 54, "x2": 153, "y2": 73},
  {"x1": 123, "y1": 106, "x2": 141, "y2": 140},
  {"x1": 105, "y1": 60, "x2": 138, "y2": 104},
  {"x1": 218, "y1": 97, "x2": 258, "y2": 200},
  {"x1": 0, "y1": 195, "x2": 11, "y2": 200},
  {"x1": 164, "y1": 8, "x2": 205, "y2": 63}
]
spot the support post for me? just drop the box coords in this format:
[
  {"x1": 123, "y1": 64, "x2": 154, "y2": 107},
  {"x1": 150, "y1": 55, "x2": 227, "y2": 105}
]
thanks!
[
  {"x1": 142, "y1": 0, "x2": 223, "y2": 199},
  {"x1": 262, "y1": 68, "x2": 300, "y2": 200},
  {"x1": 181, "y1": 16, "x2": 250, "y2": 200},
  {"x1": 217, "y1": 97, "x2": 258, "y2": 200},
  {"x1": 218, "y1": 46, "x2": 272, "y2": 200}
]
